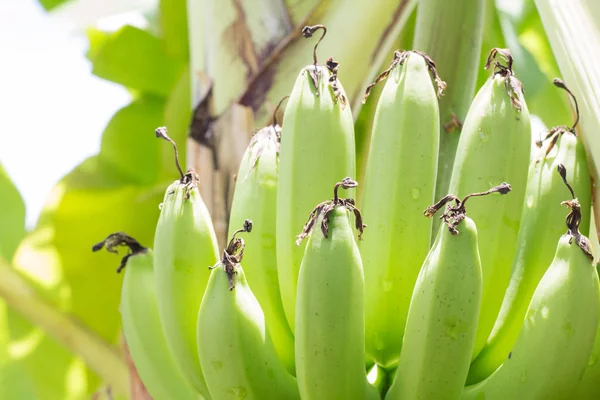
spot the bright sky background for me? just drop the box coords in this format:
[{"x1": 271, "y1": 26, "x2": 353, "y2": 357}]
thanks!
[{"x1": 0, "y1": 0, "x2": 145, "y2": 228}]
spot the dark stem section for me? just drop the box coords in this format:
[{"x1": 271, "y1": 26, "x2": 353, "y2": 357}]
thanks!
[
  {"x1": 363, "y1": 49, "x2": 446, "y2": 103},
  {"x1": 155, "y1": 127, "x2": 184, "y2": 182},
  {"x1": 535, "y1": 79, "x2": 581, "y2": 159},
  {"x1": 296, "y1": 177, "x2": 365, "y2": 245},
  {"x1": 553, "y1": 78, "x2": 580, "y2": 132},
  {"x1": 92, "y1": 232, "x2": 147, "y2": 273},
  {"x1": 302, "y1": 24, "x2": 327, "y2": 67},
  {"x1": 209, "y1": 219, "x2": 253, "y2": 290},
  {"x1": 557, "y1": 164, "x2": 594, "y2": 261},
  {"x1": 155, "y1": 126, "x2": 199, "y2": 199},
  {"x1": 484, "y1": 48, "x2": 524, "y2": 112},
  {"x1": 272, "y1": 95, "x2": 290, "y2": 128},
  {"x1": 424, "y1": 183, "x2": 512, "y2": 235}
]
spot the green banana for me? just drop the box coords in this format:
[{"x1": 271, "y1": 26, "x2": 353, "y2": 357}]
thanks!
[
  {"x1": 277, "y1": 25, "x2": 356, "y2": 333},
  {"x1": 93, "y1": 233, "x2": 198, "y2": 400},
  {"x1": 462, "y1": 168, "x2": 599, "y2": 399},
  {"x1": 153, "y1": 128, "x2": 219, "y2": 397},
  {"x1": 386, "y1": 183, "x2": 510, "y2": 400},
  {"x1": 197, "y1": 220, "x2": 300, "y2": 400},
  {"x1": 227, "y1": 102, "x2": 295, "y2": 373},
  {"x1": 295, "y1": 178, "x2": 378, "y2": 400},
  {"x1": 467, "y1": 79, "x2": 592, "y2": 384},
  {"x1": 360, "y1": 49, "x2": 444, "y2": 367},
  {"x1": 575, "y1": 263, "x2": 600, "y2": 399},
  {"x1": 448, "y1": 48, "x2": 531, "y2": 360}
]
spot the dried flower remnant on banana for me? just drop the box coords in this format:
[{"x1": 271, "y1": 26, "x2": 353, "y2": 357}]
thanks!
[
  {"x1": 296, "y1": 177, "x2": 365, "y2": 244},
  {"x1": 92, "y1": 232, "x2": 147, "y2": 273},
  {"x1": 209, "y1": 219, "x2": 253, "y2": 290}
]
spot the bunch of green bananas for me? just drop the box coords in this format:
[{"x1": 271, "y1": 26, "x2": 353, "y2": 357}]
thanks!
[{"x1": 93, "y1": 26, "x2": 600, "y2": 400}]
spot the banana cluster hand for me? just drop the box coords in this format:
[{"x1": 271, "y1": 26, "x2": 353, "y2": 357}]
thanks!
[{"x1": 92, "y1": 26, "x2": 600, "y2": 400}]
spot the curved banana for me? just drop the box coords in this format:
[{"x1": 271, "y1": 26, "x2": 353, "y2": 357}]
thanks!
[
  {"x1": 277, "y1": 26, "x2": 356, "y2": 332},
  {"x1": 386, "y1": 183, "x2": 509, "y2": 400},
  {"x1": 295, "y1": 178, "x2": 378, "y2": 400},
  {"x1": 462, "y1": 167, "x2": 599, "y2": 400},
  {"x1": 227, "y1": 103, "x2": 295, "y2": 374},
  {"x1": 360, "y1": 49, "x2": 444, "y2": 367},
  {"x1": 153, "y1": 128, "x2": 219, "y2": 397},
  {"x1": 448, "y1": 49, "x2": 531, "y2": 360},
  {"x1": 468, "y1": 79, "x2": 592, "y2": 383},
  {"x1": 92, "y1": 233, "x2": 198, "y2": 400},
  {"x1": 197, "y1": 220, "x2": 300, "y2": 400}
]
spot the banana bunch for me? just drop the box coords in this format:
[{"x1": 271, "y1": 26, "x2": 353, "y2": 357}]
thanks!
[{"x1": 93, "y1": 26, "x2": 600, "y2": 400}]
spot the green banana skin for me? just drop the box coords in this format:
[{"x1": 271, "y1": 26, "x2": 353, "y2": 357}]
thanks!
[
  {"x1": 120, "y1": 249, "x2": 199, "y2": 400},
  {"x1": 295, "y1": 206, "x2": 378, "y2": 400},
  {"x1": 575, "y1": 263, "x2": 600, "y2": 399},
  {"x1": 462, "y1": 235, "x2": 600, "y2": 400},
  {"x1": 197, "y1": 265, "x2": 300, "y2": 400},
  {"x1": 277, "y1": 63, "x2": 355, "y2": 333},
  {"x1": 153, "y1": 180, "x2": 219, "y2": 397},
  {"x1": 468, "y1": 132, "x2": 591, "y2": 384},
  {"x1": 386, "y1": 217, "x2": 482, "y2": 400},
  {"x1": 228, "y1": 125, "x2": 295, "y2": 374},
  {"x1": 361, "y1": 51, "x2": 440, "y2": 368},
  {"x1": 448, "y1": 63, "x2": 531, "y2": 361}
]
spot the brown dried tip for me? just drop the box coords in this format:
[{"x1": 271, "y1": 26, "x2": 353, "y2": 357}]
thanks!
[
  {"x1": 363, "y1": 50, "x2": 446, "y2": 103},
  {"x1": 535, "y1": 79, "x2": 581, "y2": 161},
  {"x1": 557, "y1": 164, "x2": 594, "y2": 261},
  {"x1": 296, "y1": 177, "x2": 365, "y2": 245},
  {"x1": 302, "y1": 24, "x2": 327, "y2": 67},
  {"x1": 209, "y1": 219, "x2": 253, "y2": 290},
  {"x1": 92, "y1": 232, "x2": 147, "y2": 273},
  {"x1": 326, "y1": 57, "x2": 348, "y2": 108},
  {"x1": 424, "y1": 183, "x2": 511, "y2": 235},
  {"x1": 485, "y1": 48, "x2": 525, "y2": 111}
]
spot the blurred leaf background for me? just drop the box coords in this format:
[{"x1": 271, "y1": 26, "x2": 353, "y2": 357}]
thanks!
[{"x1": 0, "y1": 0, "x2": 599, "y2": 398}]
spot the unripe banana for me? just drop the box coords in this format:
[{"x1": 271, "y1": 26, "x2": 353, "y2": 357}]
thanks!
[
  {"x1": 448, "y1": 49, "x2": 531, "y2": 360},
  {"x1": 197, "y1": 220, "x2": 300, "y2": 400},
  {"x1": 575, "y1": 264, "x2": 600, "y2": 399},
  {"x1": 360, "y1": 49, "x2": 444, "y2": 367},
  {"x1": 227, "y1": 104, "x2": 295, "y2": 373},
  {"x1": 277, "y1": 26, "x2": 356, "y2": 332},
  {"x1": 92, "y1": 233, "x2": 198, "y2": 400},
  {"x1": 153, "y1": 128, "x2": 219, "y2": 397},
  {"x1": 462, "y1": 166, "x2": 599, "y2": 400},
  {"x1": 468, "y1": 79, "x2": 592, "y2": 384},
  {"x1": 386, "y1": 183, "x2": 510, "y2": 400},
  {"x1": 295, "y1": 178, "x2": 378, "y2": 400}
]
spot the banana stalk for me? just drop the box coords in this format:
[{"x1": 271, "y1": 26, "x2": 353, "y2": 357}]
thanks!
[
  {"x1": 153, "y1": 128, "x2": 220, "y2": 398},
  {"x1": 463, "y1": 168, "x2": 599, "y2": 399},
  {"x1": 412, "y1": 0, "x2": 486, "y2": 224},
  {"x1": 448, "y1": 48, "x2": 531, "y2": 360},
  {"x1": 197, "y1": 221, "x2": 300, "y2": 400},
  {"x1": 227, "y1": 105, "x2": 295, "y2": 373},
  {"x1": 360, "y1": 50, "x2": 443, "y2": 367},
  {"x1": 386, "y1": 183, "x2": 509, "y2": 400},
  {"x1": 277, "y1": 27, "x2": 355, "y2": 332},
  {"x1": 468, "y1": 79, "x2": 592, "y2": 384},
  {"x1": 295, "y1": 178, "x2": 377, "y2": 400},
  {"x1": 93, "y1": 234, "x2": 198, "y2": 400}
]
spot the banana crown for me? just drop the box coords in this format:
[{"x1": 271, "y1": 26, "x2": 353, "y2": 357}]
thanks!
[
  {"x1": 92, "y1": 232, "x2": 148, "y2": 273},
  {"x1": 210, "y1": 219, "x2": 253, "y2": 290},
  {"x1": 296, "y1": 177, "x2": 365, "y2": 245},
  {"x1": 424, "y1": 182, "x2": 512, "y2": 234},
  {"x1": 363, "y1": 49, "x2": 446, "y2": 103}
]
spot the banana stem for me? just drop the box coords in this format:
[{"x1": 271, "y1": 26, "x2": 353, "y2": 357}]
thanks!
[{"x1": 0, "y1": 258, "x2": 129, "y2": 396}]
